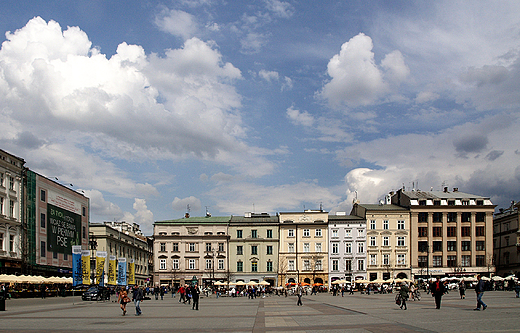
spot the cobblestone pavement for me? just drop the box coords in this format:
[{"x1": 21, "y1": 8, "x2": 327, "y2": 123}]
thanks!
[{"x1": 0, "y1": 290, "x2": 518, "y2": 332}]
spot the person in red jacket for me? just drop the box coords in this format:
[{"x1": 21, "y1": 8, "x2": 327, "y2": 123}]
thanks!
[
  {"x1": 178, "y1": 285, "x2": 186, "y2": 303},
  {"x1": 429, "y1": 277, "x2": 446, "y2": 309}
]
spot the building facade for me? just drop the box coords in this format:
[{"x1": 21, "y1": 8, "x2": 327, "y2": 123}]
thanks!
[
  {"x1": 493, "y1": 201, "x2": 520, "y2": 277},
  {"x1": 153, "y1": 215, "x2": 230, "y2": 287},
  {"x1": 392, "y1": 188, "x2": 495, "y2": 278},
  {"x1": 278, "y1": 210, "x2": 328, "y2": 286},
  {"x1": 89, "y1": 221, "x2": 151, "y2": 286},
  {"x1": 328, "y1": 213, "x2": 367, "y2": 284},
  {"x1": 0, "y1": 149, "x2": 25, "y2": 274},
  {"x1": 25, "y1": 170, "x2": 90, "y2": 276},
  {"x1": 351, "y1": 203, "x2": 410, "y2": 281},
  {"x1": 228, "y1": 213, "x2": 279, "y2": 286}
]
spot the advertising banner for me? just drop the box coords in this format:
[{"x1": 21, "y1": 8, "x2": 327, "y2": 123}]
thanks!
[
  {"x1": 72, "y1": 246, "x2": 83, "y2": 286},
  {"x1": 95, "y1": 251, "x2": 107, "y2": 286},
  {"x1": 81, "y1": 250, "x2": 91, "y2": 285},
  {"x1": 47, "y1": 203, "x2": 82, "y2": 254},
  {"x1": 108, "y1": 255, "x2": 117, "y2": 285},
  {"x1": 117, "y1": 258, "x2": 127, "y2": 286},
  {"x1": 128, "y1": 259, "x2": 135, "y2": 286}
]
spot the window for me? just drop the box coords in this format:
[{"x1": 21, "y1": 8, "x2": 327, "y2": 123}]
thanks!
[
  {"x1": 251, "y1": 230, "x2": 257, "y2": 238},
  {"x1": 40, "y1": 189, "x2": 46, "y2": 202},
  {"x1": 83, "y1": 226, "x2": 86, "y2": 239},
  {"x1": 8, "y1": 177, "x2": 14, "y2": 190},
  {"x1": 418, "y1": 241, "x2": 428, "y2": 252},
  {"x1": 433, "y1": 241, "x2": 442, "y2": 252},
  {"x1": 172, "y1": 243, "x2": 179, "y2": 252},
  {"x1": 461, "y1": 227, "x2": 470, "y2": 237},
  {"x1": 41, "y1": 241, "x2": 46, "y2": 257},
  {"x1": 172, "y1": 259, "x2": 179, "y2": 270},
  {"x1": 266, "y1": 229, "x2": 273, "y2": 238},
  {"x1": 0, "y1": 173, "x2": 3, "y2": 187},
  {"x1": 237, "y1": 261, "x2": 243, "y2": 272},
  {"x1": 370, "y1": 220, "x2": 376, "y2": 229},
  {"x1": 461, "y1": 212, "x2": 471, "y2": 222},
  {"x1": 418, "y1": 227, "x2": 427, "y2": 237},
  {"x1": 218, "y1": 259, "x2": 224, "y2": 270},
  {"x1": 64, "y1": 253, "x2": 68, "y2": 261},
  {"x1": 434, "y1": 200, "x2": 441, "y2": 205},
  {"x1": 418, "y1": 212, "x2": 428, "y2": 222},
  {"x1": 448, "y1": 200, "x2": 455, "y2": 206},
  {"x1": 206, "y1": 259, "x2": 212, "y2": 270},
  {"x1": 419, "y1": 200, "x2": 426, "y2": 206},
  {"x1": 9, "y1": 201, "x2": 14, "y2": 217},
  {"x1": 288, "y1": 243, "x2": 294, "y2": 252},
  {"x1": 397, "y1": 237, "x2": 405, "y2": 247},
  {"x1": 418, "y1": 256, "x2": 427, "y2": 268},
  {"x1": 345, "y1": 259, "x2": 352, "y2": 271},
  {"x1": 476, "y1": 212, "x2": 485, "y2": 222},
  {"x1": 397, "y1": 254, "x2": 405, "y2": 265},
  {"x1": 383, "y1": 254, "x2": 389, "y2": 265},
  {"x1": 325, "y1": 259, "x2": 336, "y2": 272},
  {"x1": 218, "y1": 243, "x2": 224, "y2": 252},
  {"x1": 345, "y1": 242, "x2": 352, "y2": 253},
  {"x1": 476, "y1": 241, "x2": 485, "y2": 251},
  {"x1": 357, "y1": 259, "x2": 364, "y2": 271},
  {"x1": 0, "y1": 233, "x2": 3, "y2": 250},
  {"x1": 288, "y1": 229, "x2": 294, "y2": 237},
  {"x1": 447, "y1": 212, "x2": 457, "y2": 222},
  {"x1": 9, "y1": 235, "x2": 14, "y2": 252},
  {"x1": 447, "y1": 255, "x2": 457, "y2": 267},
  {"x1": 82, "y1": 206, "x2": 86, "y2": 217},
  {"x1": 206, "y1": 243, "x2": 212, "y2": 252},
  {"x1": 332, "y1": 243, "x2": 338, "y2": 254},
  {"x1": 358, "y1": 228, "x2": 364, "y2": 236},
  {"x1": 266, "y1": 245, "x2": 273, "y2": 255},
  {"x1": 315, "y1": 229, "x2": 322, "y2": 237},
  {"x1": 345, "y1": 229, "x2": 352, "y2": 237},
  {"x1": 160, "y1": 243, "x2": 166, "y2": 252},
  {"x1": 189, "y1": 243, "x2": 196, "y2": 252},
  {"x1": 447, "y1": 227, "x2": 456, "y2": 237},
  {"x1": 397, "y1": 220, "x2": 405, "y2": 230},
  {"x1": 237, "y1": 230, "x2": 243, "y2": 238},
  {"x1": 303, "y1": 259, "x2": 310, "y2": 270},
  {"x1": 433, "y1": 256, "x2": 442, "y2": 267},
  {"x1": 476, "y1": 200, "x2": 484, "y2": 206},
  {"x1": 433, "y1": 227, "x2": 442, "y2": 237},
  {"x1": 383, "y1": 236, "x2": 389, "y2": 246},
  {"x1": 160, "y1": 259, "x2": 166, "y2": 270},
  {"x1": 433, "y1": 212, "x2": 443, "y2": 222},
  {"x1": 461, "y1": 241, "x2": 471, "y2": 251},
  {"x1": 461, "y1": 255, "x2": 470, "y2": 267},
  {"x1": 237, "y1": 246, "x2": 243, "y2": 255},
  {"x1": 189, "y1": 259, "x2": 196, "y2": 270},
  {"x1": 370, "y1": 254, "x2": 377, "y2": 266},
  {"x1": 315, "y1": 243, "x2": 322, "y2": 252},
  {"x1": 251, "y1": 245, "x2": 258, "y2": 255},
  {"x1": 0, "y1": 197, "x2": 3, "y2": 215},
  {"x1": 315, "y1": 259, "x2": 322, "y2": 270},
  {"x1": 40, "y1": 212, "x2": 46, "y2": 228},
  {"x1": 476, "y1": 226, "x2": 485, "y2": 236},
  {"x1": 370, "y1": 236, "x2": 376, "y2": 246},
  {"x1": 303, "y1": 243, "x2": 310, "y2": 252},
  {"x1": 288, "y1": 260, "x2": 295, "y2": 271},
  {"x1": 266, "y1": 261, "x2": 273, "y2": 272},
  {"x1": 303, "y1": 229, "x2": 310, "y2": 237},
  {"x1": 447, "y1": 241, "x2": 456, "y2": 251},
  {"x1": 332, "y1": 229, "x2": 338, "y2": 238},
  {"x1": 358, "y1": 242, "x2": 364, "y2": 253},
  {"x1": 476, "y1": 255, "x2": 485, "y2": 267},
  {"x1": 383, "y1": 220, "x2": 389, "y2": 230}
]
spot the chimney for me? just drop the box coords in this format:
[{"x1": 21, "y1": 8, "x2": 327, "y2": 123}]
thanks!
[
  {"x1": 443, "y1": 187, "x2": 448, "y2": 193},
  {"x1": 185, "y1": 213, "x2": 190, "y2": 218},
  {"x1": 453, "y1": 187, "x2": 458, "y2": 192}
]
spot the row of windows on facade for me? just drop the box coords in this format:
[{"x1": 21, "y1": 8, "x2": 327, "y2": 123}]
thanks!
[
  {"x1": 368, "y1": 220, "x2": 406, "y2": 230},
  {"x1": 418, "y1": 255, "x2": 488, "y2": 267},
  {"x1": 418, "y1": 199, "x2": 485, "y2": 206},
  {"x1": 40, "y1": 189, "x2": 87, "y2": 217},
  {"x1": 418, "y1": 226, "x2": 485, "y2": 237},
  {"x1": 0, "y1": 233, "x2": 15, "y2": 252},
  {"x1": 365, "y1": 254, "x2": 407, "y2": 268},
  {"x1": 159, "y1": 242, "x2": 226, "y2": 253},
  {"x1": 418, "y1": 240, "x2": 486, "y2": 252},
  {"x1": 159, "y1": 258, "x2": 227, "y2": 271},
  {"x1": 286, "y1": 259, "x2": 323, "y2": 271},
  {"x1": 331, "y1": 259, "x2": 366, "y2": 272},
  {"x1": 235, "y1": 229, "x2": 274, "y2": 238},
  {"x1": 285, "y1": 228, "x2": 323, "y2": 237},
  {"x1": 0, "y1": 173, "x2": 16, "y2": 191},
  {"x1": 417, "y1": 212, "x2": 486, "y2": 223},
  {"x1": 0, "y1": 197, "x2": 16, "y2": 218}
]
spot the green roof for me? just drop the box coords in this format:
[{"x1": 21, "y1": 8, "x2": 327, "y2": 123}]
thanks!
[{"x1": 155, "y1": 216, "x2": 231, "y2": 225}]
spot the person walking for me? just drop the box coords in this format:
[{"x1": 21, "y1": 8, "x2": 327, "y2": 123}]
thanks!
[
  {"x1": 296, "y1": 286, "x2": 303, "y2": 306},
  {"x1": 191, "y1": 284, "x2": 200, "y2": 310},
  {"x1": 399, "y1": 283, "x2": 409, "y2": 310},
  {"x1": 160, "y1": 286, "x2": 165, "y2": 300},
  {"x1": 118, "y1": 288, "x2": 129, "y2": 316},
  {"x1": 132, "y1": 285, "x2": 143, "y2": 316},
  {"x1": 429, "y1": 277, "x2": 446, "y2": 309},
  {"x1": 178, "y1": 285, "x2": 185, "y2": 303},
  {"x1": 459, "y1": 280, "x2": 466, "y2": 299},
  {"x1": 474, "y1": 274, "x2": 488, "y2": 311}
]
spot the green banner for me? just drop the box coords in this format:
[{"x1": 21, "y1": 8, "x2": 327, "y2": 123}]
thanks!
[{"x1": 47, "y1": 203, "x2": 82, "y2": 254}]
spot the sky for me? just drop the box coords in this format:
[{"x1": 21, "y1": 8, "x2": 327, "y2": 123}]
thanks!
[{"x1": 1, "y1": 1, "x2": 519, "y2": 235}]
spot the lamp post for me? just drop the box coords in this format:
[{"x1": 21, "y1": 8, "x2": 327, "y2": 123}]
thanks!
[{"x1": 88, "y1": 232, "x2": 97, "y2": 285}]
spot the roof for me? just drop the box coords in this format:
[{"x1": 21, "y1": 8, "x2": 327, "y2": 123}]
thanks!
[
  {"x1": 328, "y1": 215, "x2": 365, "y2": 222},
  {"x1": 356, "y1": 204, "x2": 409, "y2": 211},
  {"x1": 229, "y1": 215, "x2": 278, "y2": 223},
  {"x1": 154, "y1": 216, "x2": 230, "y2": 225},
  {"x1": 400, "y1": 190, "x2": 489, "y2": 200}
]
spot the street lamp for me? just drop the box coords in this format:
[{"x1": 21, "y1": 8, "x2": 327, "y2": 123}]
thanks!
[{"x1": 88, "y1": 232, "x2": 97, "y2": 285}]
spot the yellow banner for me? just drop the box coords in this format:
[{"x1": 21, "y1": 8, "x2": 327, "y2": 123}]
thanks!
[
  {"x1": 95, "y1": 251, "x2": 107, "y2": 285},
  {"x1": 108, "y1": 255, "x2": 117, "y2": 285},
  {"x1": 128, "y1": 259, "x2": 135, "y2": 286},
  {"x1": 81, "y1": 250, "x2": 90, "y2": 285}
]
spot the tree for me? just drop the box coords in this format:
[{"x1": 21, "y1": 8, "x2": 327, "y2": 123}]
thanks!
[{"x1": 277, "y1": 257, "x2": 288, "y2": 287}]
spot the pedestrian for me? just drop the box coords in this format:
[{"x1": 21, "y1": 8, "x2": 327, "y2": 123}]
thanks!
[
  {"x1": 40, "y1": 284, "x2": 47, "y2": 299},
  {"x1": 515, "y1": 281, "x2": 520, "y2": 298},
  {"x1": 160, "y1": 286, "x2": 165, "y2": 300},
  {"x1": 178, "y1": 285, "x2": 185, "y2": 303},
  {"x1": 154, "y1": 286, "x2": 159, "y2": 300},
  {"x1": 474, "y1": 274, "x2": 488, "y2": 311},
  {"x1": 399, "y1": 283, "x2": 409, "y2": 310},
  {"x1": 118, "y1": 288, "x2": 129, "y2": 316},
  {"x1": 191, "y1": 284, "x2": 200, "y2": 310},
  {"x1": 132, "y1": 285, "x2": 143, "y2": 316},
  {"x1": 296, "y1": 286, "x2": 303, "y2": 306},
  {"x1": 429, "y1": 277, "x2": 446, "y2": 309},
  {"x1": 459, "y1": 280, "x2": 466, "y2": 299}
]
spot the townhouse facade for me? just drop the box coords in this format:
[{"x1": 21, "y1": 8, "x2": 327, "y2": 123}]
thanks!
[
  {"x1": 351, "y1": 203, "x2": 411, "y2": 280},
  {"x1": 278, "y1": 210, "x2": 329, "y2": 286},
  {"x1": 391, "y1": 188, "x2": 495, "y2": 278},
  {"x1": 328, "y1": 212, "x2": 366, "y2": 284},
  {"x1": 228, "y1": 213, "x2": 279, "y2": 286},
  {"x1": 493, "y1": 201, "x2": 520, "y2": 277}
]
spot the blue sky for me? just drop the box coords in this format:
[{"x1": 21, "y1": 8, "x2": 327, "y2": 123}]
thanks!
[{"x1": 1, "y1": 1, "x2": 520, "y2": 234}]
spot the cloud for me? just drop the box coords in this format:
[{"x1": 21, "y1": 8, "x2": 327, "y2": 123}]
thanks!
[
  {"x1": 240, "y1": 32, "x2": 268, "y2": 54},
  {"x1": 264, "y1": 0, "x2": 294, "y2": 18},
  {"x1": 259, "y1": 69, "x2": 279, "y2": 81},
  {"x1": 320, "y1": 33, "x2": 409, "y2": 108},
  {"x1": 171, "y1": 196, "x2": 202, "y2": 212},
  {"x1": 84, "y1": 189, "x2": 123, "y2": 220},
  {"x1": 154, "y1": 8, "x2": 198, "y2": 40},
  {"x1": 453, "y1": 134, "x2": 488, "y2": 155},
  {"x1": 415, "y1": 91, "x2": 440, "y2": 104},
  {"x1": 286, "y1": 106, "x2": 314, "y2": 127},
  {"x1": 122, "y1": 198, "x2": 154, "y2": 233}
]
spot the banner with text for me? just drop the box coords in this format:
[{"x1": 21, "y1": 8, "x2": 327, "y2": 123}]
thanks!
[
  {"x1": 46, "y1": 203, "x2": 82, "y2": 254},
  {"x1": 81, "y1": 250, "x2": 90, "y2": 285},
  {"x1": 95, "y1": 251, "x2": 107, "y2": 286},
  {"x1": 128, "y1": 259, "x2": 135, "y2": 286},
  {"x1": 108, "y1": 255, "x2": 117, "y2": 285},
  {"x1": 117, "y1": 258, "x2": 127, "y2": 286},
  {"x1": 72, "y1": 246, "x2": 83, "y2": 286}
]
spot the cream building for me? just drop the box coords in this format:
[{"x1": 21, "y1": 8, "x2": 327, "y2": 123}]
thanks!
[
  {"x1": 153, "y1": 215, "x2": 230, "y2": 287},
  {"x1": 228, "y1": 213, "x2": 279, "y2": 286},
  {"x1": 278, "y1": 210, "x2": 328, "y2": 286},
  {"x1": 351, "y1": 203, "x2": 411, "y2": 281},
  {"x1": 493, "y1": 201, "x2": 520, "y2": 277}
]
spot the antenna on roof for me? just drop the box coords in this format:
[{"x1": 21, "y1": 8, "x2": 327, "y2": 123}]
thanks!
[{"x1": 205, "y1": 206, "x2": 211, "y2": 217}]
